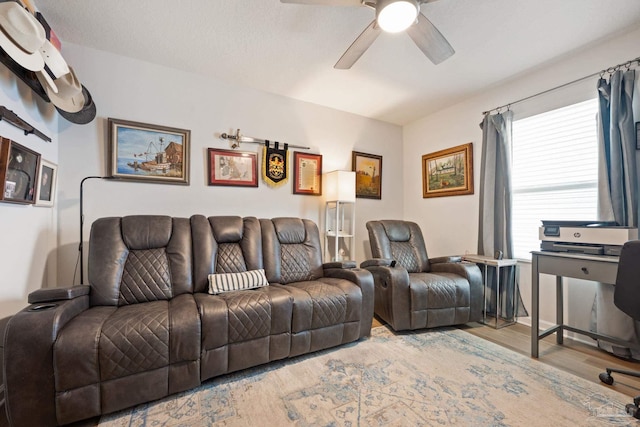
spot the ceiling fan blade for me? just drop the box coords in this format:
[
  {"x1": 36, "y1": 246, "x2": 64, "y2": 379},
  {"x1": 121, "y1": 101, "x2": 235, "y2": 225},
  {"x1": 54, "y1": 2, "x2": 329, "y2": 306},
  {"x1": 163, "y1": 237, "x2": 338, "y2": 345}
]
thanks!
[
  {"x1": 280, "y1": 0, "x2": 363, "y2": 5},
  {"x1": 334, "y1": 20, "x2": 381, "y2": 69},
  {"x1": 405, "y1": 12, "x2": 454, "y2": 65}
]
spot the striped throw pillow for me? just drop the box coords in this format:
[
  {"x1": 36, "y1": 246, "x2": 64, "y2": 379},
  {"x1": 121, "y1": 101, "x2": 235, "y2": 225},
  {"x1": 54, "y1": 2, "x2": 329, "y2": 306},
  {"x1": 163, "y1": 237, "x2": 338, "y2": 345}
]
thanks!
[{"x1": 208, "y1": 269, "x2": 269, "y2": 295}]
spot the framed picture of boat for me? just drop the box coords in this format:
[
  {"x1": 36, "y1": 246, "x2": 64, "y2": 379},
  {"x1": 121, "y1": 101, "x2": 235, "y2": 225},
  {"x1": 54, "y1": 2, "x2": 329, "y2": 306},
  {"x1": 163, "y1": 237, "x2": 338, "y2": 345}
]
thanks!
[
  {"x1": 107, "y1": 118, "x2": 191, "y2": 185},
  {"x1": 207, "y1": 148, "x2": 258, "y2": 187}
]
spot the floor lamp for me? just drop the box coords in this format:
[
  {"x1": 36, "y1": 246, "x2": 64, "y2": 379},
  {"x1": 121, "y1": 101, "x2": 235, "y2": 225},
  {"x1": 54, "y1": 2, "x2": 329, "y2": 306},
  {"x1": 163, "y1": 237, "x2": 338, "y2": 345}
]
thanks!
[{"x1": 79, "y1": 176, "x2": 113, "y2": 284}]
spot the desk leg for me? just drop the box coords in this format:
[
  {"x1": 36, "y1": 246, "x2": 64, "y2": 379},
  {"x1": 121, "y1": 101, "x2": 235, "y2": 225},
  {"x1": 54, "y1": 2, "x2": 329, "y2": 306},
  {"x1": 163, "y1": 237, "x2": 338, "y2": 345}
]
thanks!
[
  {"x1": 482, "y1": 265, "x2": 487, "y2": 325},
  {"x1": 531, "y1": 255, "x2": 539, "y2": 358},
  {"x1": 495, "y1": 266, "x2": 501, "y2": 328},
  {"x1": 556, "y1": 275, "x2": 563, "y2": 345}
]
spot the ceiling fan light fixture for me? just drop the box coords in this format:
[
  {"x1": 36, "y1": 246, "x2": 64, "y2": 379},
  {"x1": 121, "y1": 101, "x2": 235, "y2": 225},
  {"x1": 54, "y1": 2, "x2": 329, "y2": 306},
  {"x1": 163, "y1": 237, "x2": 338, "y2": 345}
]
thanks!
[{"x1": 376, "y1": 0, "x2": 419, "y2": 33}]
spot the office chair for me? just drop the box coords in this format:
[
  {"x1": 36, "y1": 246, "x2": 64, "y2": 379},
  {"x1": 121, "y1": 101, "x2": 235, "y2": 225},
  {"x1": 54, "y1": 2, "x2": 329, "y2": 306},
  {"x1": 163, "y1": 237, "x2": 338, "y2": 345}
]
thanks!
[{"x1": 598, "y1": 240, "x2": 640, "y2": 419}]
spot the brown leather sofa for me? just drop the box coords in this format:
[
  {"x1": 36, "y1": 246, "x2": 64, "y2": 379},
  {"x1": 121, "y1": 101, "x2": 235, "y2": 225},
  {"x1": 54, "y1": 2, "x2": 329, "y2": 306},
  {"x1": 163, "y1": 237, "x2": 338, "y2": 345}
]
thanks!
[
  {"x1": 3, "y1": 215, "x2": 374, "y2": 427},
  {"x1": 361, "y1": 220, "x2": 482, "y2": 331}
]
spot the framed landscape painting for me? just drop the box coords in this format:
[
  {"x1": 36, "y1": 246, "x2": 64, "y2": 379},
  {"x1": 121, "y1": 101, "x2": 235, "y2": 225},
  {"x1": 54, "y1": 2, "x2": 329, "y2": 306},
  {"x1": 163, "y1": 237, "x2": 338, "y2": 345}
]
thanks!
[
  {"x1": 108, "y1": 118, "x2": 190, "y2": 185},
  {"x1": 352, "y1": 151, "x2": 382, "y2": 199},
  {"x1": 422, "y1": 142, "x2": 474, "y2": 198}
]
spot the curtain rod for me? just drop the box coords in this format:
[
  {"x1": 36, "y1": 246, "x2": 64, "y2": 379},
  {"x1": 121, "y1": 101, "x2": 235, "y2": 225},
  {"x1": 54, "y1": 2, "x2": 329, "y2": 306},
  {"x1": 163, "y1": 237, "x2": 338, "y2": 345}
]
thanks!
[{"x1": 482, "y1": 56, "x2": 640, "y2": 115}]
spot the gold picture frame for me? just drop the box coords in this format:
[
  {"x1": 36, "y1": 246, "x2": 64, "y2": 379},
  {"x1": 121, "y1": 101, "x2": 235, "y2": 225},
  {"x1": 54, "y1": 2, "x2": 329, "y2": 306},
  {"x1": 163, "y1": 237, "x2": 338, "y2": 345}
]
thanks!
[{"x1": 422, "y1": 142, "x2": 474, "y2": 198}]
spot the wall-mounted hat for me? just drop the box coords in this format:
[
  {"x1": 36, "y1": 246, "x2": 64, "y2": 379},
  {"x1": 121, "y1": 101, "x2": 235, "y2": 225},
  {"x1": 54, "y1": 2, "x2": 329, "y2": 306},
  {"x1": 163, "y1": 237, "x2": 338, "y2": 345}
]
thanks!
[
  {"x1": 56, "y1": 85, "x2": 96, "y2": 125},
  {"x1": 0, "y1": 2, "x2": 45, "y2": 71},
  {"x1": 37, "y1": 66, "x2": 84, "y2": 112},
  {"x1": 35, "y1": 39, "x2": 70, "y2": 94}
]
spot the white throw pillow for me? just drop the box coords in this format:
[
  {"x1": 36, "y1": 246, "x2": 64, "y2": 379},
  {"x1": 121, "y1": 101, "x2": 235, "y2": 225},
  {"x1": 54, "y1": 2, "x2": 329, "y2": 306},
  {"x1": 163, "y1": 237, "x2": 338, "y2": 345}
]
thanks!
[{"x1": 208, "y1": 269, "x2": 269, "y2": 295}]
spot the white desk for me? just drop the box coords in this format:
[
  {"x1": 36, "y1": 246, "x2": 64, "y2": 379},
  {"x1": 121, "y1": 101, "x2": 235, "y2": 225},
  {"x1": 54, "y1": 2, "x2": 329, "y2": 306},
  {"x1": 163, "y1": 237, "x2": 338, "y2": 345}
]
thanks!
[
  {"x1": 530, "y1": 250, "x2": 638, "y2": 358},
  {"x1": 464, "y1": 254, "x2": 519, "y2": 328}
]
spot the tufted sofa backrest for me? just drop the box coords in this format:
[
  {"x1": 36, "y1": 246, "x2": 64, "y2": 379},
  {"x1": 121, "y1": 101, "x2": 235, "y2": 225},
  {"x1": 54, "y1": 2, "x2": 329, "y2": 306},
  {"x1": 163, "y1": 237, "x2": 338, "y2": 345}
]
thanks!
[
  {"x1": 88, "y1": 215, "x2": 193, "y2": 306},
  {"x1": 366, "y1": 220, "x2": 430, "y2": 273},
  {"x1": 191, "y1": 215, "x2": 263, "y2": 293},
  {"x1": 260, "y1": 217, "x2": 323, "y2": 284}
]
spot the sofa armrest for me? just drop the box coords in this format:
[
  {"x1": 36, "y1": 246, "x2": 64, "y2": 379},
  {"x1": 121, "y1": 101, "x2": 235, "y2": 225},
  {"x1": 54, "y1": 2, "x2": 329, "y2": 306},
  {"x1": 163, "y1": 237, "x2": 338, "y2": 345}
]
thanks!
[
  {"x1": 430, "y1": 255, "x2": 462, "y2": 264},
  {"x1": 323, "y1": 267, "x2": 374, "y2": 338},
  {"x1": 322, "y1": 260, "x2": 357, "y2": 269},
  {"x1": 430, "y1": 261, "x2": 483, "y2": 321},
  {"x1": 359, "y1": 258, "x2": 393, "y2": 268},
  {"x1": 5, "y1": 295, "x2": 90, "y2": 427},
  {"x1": 28, "y1": 285, "x2": 90, "y2": 304},
  {"x1": 360, "y1": 264, "x2": 411, "y2": 331}
]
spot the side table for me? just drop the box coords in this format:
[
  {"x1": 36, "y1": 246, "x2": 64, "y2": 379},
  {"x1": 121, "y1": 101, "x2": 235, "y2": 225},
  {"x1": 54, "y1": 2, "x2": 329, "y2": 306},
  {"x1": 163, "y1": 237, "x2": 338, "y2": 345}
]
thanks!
[{"x1": 463, "y1": 254, "x2": 519, "y2": 328}]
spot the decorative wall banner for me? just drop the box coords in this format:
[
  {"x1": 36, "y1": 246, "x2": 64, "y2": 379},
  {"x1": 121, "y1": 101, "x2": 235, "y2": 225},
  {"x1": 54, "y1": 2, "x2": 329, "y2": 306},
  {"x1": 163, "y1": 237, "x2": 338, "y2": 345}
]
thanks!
[{"x1": 262, "y1": 141, "x2": 289, "y2": 188}]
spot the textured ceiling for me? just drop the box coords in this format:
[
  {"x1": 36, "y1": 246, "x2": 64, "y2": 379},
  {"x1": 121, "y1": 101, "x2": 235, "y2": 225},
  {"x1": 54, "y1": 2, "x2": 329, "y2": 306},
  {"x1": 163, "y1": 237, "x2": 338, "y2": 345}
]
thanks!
[{"x1": 32, "y1": 0, "x2": 640, "y2": 125}]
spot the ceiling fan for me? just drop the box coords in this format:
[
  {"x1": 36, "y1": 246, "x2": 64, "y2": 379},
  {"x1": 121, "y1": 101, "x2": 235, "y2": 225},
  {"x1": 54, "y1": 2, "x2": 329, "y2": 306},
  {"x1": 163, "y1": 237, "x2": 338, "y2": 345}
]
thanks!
[{"x1": 281, "y1": 0, "x2": 455, "y2": 69}]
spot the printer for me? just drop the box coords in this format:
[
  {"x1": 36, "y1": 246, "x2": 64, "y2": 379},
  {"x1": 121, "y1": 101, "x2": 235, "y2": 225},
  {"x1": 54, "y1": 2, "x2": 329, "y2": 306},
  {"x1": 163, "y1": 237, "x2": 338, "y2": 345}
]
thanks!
[{"x1": 539, "y1": 220, "x2": 638, "y2": 256}]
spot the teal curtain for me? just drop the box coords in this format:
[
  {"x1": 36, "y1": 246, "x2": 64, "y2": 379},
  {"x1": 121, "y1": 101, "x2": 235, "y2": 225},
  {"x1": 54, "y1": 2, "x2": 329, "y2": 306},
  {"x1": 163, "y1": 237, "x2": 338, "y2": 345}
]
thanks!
[
  {"x1": 592, "y1": 69, "x2": 638, "y2": 358},
  {"x1": 478, "y1": 111, "x2": 527, "y2": 319}
]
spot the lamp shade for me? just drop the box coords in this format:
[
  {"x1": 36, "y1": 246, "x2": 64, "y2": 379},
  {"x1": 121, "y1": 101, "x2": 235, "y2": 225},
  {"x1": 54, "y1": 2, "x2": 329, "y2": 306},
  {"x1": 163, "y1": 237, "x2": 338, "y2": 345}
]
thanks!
[{"x1": 324, "y1": 170, "x2": 356, "y2": 202}]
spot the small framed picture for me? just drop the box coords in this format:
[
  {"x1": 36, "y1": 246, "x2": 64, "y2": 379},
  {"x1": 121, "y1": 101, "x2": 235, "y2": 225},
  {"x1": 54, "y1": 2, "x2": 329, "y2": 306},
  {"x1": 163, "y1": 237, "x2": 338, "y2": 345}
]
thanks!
[
  {"x1": 422, "y1": 142, "x2": 474, "y2": 198},
  {"x1": 207, "y1": 148, "x2": 258, "y2": 187},
  {"x1": 352, "y1": 151, "x2": 382, "y2": 199},
  {"x1": 35, "y1": 159, "x2": 57, "y2": 207},
  {"x1": 108, "y1": 118, "x2": 190, "y2": 185},
  {"x1": 293, "y1": 152, "x2": 322, "y2": 195},
  {"x1": 0, "y1": 137, "x2": 40, "y2": 205}
]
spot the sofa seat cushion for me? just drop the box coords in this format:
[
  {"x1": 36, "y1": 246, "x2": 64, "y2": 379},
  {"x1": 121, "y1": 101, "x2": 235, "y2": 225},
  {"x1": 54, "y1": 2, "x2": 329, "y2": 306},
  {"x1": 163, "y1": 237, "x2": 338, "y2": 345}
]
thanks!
[
  {"x1": 280, "y1": 278, "x2": 362, "y2": 333},
  {"x1": 408, "y1": 272, "x2": 471, "y2": 328},
  {"x1": 100, "y1": 302, "x2": 170, "y2": 379},
  {"x1": 53, "y1": 296, "x2": 201, "y2": 425},
  {"x1": 195, "y1": 286, "x2": 293, "y2": 379}
]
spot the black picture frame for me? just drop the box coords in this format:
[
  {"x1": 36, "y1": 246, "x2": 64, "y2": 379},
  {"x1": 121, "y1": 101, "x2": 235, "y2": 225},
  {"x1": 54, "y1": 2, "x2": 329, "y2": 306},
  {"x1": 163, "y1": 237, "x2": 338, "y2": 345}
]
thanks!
[{"x1": 0, "y1": 137, "x2": 41, "y2": 204}]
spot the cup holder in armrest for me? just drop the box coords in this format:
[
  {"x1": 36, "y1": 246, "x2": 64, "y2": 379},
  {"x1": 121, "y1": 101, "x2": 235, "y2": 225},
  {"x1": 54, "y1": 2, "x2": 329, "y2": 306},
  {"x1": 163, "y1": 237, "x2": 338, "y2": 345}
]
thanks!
[{"x1": 28, "y1": 303, "x2": 58, "y2": 312}]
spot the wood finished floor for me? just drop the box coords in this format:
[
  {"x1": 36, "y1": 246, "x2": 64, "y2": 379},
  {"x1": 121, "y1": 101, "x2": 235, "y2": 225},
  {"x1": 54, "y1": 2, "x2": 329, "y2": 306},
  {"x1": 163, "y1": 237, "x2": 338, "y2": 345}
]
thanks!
[{"x1": 374, "y1": 316, "x2": 640, "y2": 399}]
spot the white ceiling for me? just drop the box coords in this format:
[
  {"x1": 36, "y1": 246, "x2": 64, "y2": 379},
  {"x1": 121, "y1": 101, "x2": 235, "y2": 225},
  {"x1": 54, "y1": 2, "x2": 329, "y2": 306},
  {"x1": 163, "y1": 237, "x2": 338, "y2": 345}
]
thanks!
[{"x1": 32, "y1": 0, "x2": 640, "y2": 125}]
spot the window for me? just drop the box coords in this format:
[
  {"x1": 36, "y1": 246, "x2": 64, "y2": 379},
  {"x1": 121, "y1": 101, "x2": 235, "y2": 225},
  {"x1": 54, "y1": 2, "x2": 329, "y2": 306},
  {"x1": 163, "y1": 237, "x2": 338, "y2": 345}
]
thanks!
[{"x1": 511, "y1": 98, "x2": 599, "y2": 260}]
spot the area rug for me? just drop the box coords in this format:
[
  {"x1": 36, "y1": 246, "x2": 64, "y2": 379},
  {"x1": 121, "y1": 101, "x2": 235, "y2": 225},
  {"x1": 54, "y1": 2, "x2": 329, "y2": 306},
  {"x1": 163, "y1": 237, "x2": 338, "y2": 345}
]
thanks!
[{"x1": 98, "y1": 326, "x2": 638, "y2": 426}]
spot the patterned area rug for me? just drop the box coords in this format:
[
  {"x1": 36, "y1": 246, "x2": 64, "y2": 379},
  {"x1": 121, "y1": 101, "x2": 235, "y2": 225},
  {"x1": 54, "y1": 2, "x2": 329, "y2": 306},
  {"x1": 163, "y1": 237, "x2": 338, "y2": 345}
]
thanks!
[{"x1": 99, "y1": 326, "x2": 638, "y2": 426}]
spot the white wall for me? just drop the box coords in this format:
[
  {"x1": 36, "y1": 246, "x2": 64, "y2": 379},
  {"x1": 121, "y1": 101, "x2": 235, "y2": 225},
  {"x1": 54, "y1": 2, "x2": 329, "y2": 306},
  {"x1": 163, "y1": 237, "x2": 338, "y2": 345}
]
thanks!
[
  {"x1": 54, "y1": 44, "x2": 404, "y2": 287},
  {"x1": 0, "y1": 65, "x2": 59, "y2": 319},
  {"x1": 403, "y1": 26, "x2": 640, "y2": 336}
]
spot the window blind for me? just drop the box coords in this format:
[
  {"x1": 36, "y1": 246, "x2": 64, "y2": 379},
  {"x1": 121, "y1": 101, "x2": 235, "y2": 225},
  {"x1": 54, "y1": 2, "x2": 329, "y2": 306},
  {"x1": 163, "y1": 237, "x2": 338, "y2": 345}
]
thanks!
[{"x1": 511, "y1": 98, "x2": 599, "y2": 260}]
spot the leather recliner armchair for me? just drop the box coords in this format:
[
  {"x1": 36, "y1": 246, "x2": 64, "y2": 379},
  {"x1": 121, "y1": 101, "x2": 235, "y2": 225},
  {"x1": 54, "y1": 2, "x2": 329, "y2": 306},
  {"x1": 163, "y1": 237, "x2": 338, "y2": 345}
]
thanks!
[{"x1": 361, "y1": 220, "x2": 483, "y2": 331}]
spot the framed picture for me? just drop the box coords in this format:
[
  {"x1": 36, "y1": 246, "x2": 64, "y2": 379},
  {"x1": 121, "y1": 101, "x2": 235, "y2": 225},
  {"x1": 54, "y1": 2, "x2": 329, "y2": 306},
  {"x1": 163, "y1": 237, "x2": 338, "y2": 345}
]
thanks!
[
  {"x1": 0, "y1": 137, "x2": 40, "y2": 204},
  {"x1": 422, "y1": 142, "x2": 474, "y2": 198},
  {"x1": 207, "y1": 148, "x2": 258, "y2": 187},
  {"x1": 35, "y1": 159, "x2": 57, "y2": 207},
  {"x1": 108, "y1": 118, "x2": 190, "y2": 185},
  {"x1": 293, "y1": 152, "x2": 322, "y2": 195},
  {"x1": 352, "y1": 151, "x2": 382, "y2": 199}
]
